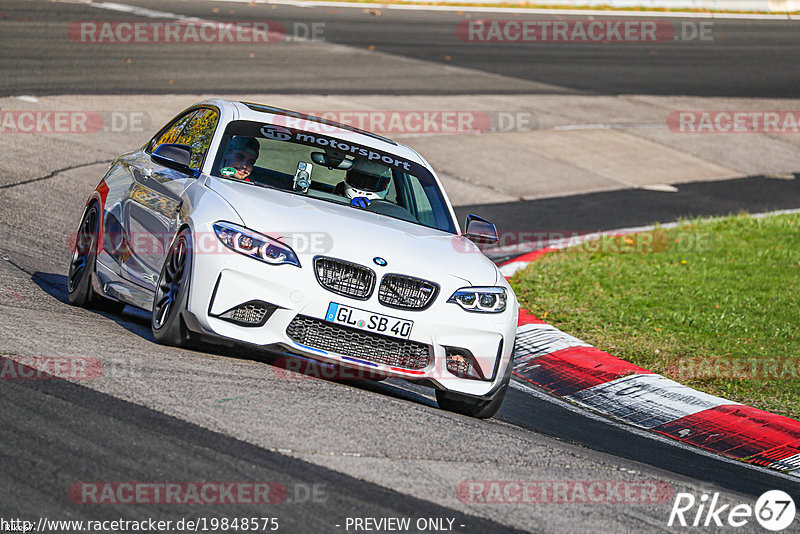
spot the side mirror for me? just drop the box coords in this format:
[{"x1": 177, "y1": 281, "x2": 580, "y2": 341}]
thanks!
[
  {"x1": 152, "y1": 143, "x2": 194, "y2": 174},
  {"x1": 464, "y1": 214, "x2": 498, "y2": 245}
]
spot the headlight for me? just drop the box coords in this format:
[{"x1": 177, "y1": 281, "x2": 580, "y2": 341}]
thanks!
[
  {"x1": 447, "y1": 287, "x2": 507, "y2": 313},
  {"x1": 213, "y1": 221, "x2": 300, "y2": 267}
]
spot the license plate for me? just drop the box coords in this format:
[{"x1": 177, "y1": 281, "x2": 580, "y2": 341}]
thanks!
[{"x1": 325, "y1": 303, "x2": 413, "y2": 339}]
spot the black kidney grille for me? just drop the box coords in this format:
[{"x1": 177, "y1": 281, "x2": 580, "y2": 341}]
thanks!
[
  {"x1": 314, "y1": 257, "x2": 375, "y2": 300},
  {"x1": 286, "y1": 315, "x2": 431, "y2": 370},
  {"x1": 378, "y1": 274, "x2": 438, "y2": 310}
]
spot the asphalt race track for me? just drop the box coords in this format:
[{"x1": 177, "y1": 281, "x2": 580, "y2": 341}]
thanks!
[
  {"x1": 2, "y1": 0, "x2": 800, "y2": 97},
  {"x1": 2, "y1": 1, "x2": 800, "y2": 533},
  {"x1": 456, "y1": 174, "x2": 800, "y2": 261}
]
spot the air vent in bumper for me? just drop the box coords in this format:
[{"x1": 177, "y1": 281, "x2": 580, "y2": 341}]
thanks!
[{"x1": 215, "y1": 300, "x2": 276, "y2": 327}]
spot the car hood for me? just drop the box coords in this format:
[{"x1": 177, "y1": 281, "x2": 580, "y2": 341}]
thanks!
[{"x1": 206, "y1": 177, "x2": 498, "y2": 286}]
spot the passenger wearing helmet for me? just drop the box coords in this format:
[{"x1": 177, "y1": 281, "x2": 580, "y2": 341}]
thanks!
[
  {"x1": 220, "y1": 136, "x2": 260, "y2": 181},
  {"x1": 334, "y1": 159, "x2": 392, "y2": 200}
]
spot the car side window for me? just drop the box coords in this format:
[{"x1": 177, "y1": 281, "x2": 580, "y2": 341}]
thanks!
[
  {"x1": 150, "y1": 111, "x2": 197, "y2": 151},
  {"x1": 177, "y1": 108, "x2": 219, "y2": 170}
]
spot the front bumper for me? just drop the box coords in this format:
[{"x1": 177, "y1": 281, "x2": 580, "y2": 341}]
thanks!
[{"x1": 187, "y1": 240, "x2": 518, "y2": 397}]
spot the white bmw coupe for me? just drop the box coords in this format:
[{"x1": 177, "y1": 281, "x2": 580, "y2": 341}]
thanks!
[{"x1": 68, "y1": 99, "x2": 518, "y2": 418}]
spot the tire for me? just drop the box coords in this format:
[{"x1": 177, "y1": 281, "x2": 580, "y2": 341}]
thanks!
[
  {"x1": 436, "y1": 370, "x2": 511, "y2": 419},
  {"x1": 67, "y1": 203, "x2": 126, "y2": 314},
  {"x1": 151, "y1": 228, "x2": 196, "y2": 347}
]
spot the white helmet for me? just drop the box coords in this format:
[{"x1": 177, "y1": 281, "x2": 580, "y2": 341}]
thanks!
[{"x1": 344, "y1": 160, "x2": 392, "y2": 201}]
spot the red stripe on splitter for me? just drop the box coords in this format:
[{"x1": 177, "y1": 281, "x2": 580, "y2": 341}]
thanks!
[
  {"x1": 513, "y1": 346, "x2": 653, "y2": 397},
  {"x1": 654, "y1": 404, "x2": 800, "y2": 460},
  {"x1": 390, "y1": 367, "x2": 425, "y2": 375}
]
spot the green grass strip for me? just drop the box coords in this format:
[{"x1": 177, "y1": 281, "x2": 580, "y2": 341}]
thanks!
[{"x1": 511, "y1": 213, "x2": 800, "y2": 418}]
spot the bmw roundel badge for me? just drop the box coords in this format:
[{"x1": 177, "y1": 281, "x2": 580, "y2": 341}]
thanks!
[{"x1": 373, "y1": 257, "x2": 387, "y2": 267}]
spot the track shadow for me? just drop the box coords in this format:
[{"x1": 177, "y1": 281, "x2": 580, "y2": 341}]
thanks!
[
  {"x1": 32, "y1": 271, "x2": 155, "y2": 341},
  {"x1": 31, "y1": 271, "x2": 70, "y2": 304}
]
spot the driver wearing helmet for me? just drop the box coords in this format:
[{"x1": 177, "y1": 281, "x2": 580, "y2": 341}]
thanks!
[
  {"x1": 220, "y1": 136, "x2": 260, "y2": 181},
  {"x1": 334, "y1": 159, "x2": 392, "y2": 201}
]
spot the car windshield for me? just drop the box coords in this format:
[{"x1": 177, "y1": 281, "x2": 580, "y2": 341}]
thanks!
[{"x1": 210, "y1": 120, "x2": 457, "y2": 234}]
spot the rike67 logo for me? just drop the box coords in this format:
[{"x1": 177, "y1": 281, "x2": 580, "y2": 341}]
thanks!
[{"x1": 668, "y1": 490, "x2": 795, "y2": 531}]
